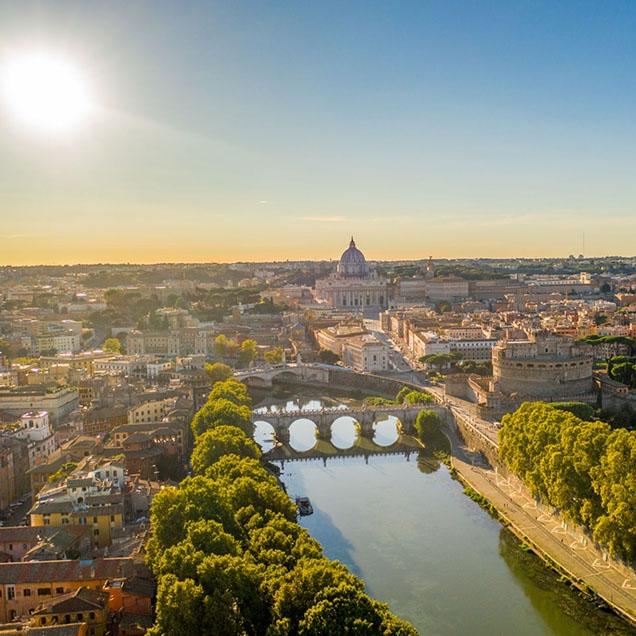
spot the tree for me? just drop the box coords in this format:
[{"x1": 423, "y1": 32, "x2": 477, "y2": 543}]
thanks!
[
  {"x1": 213, "y1": 334, "x2": 229, "y2": 358},
  {"x1": 191, "y1": 426, "x2": 260, "y2": 475},
  {"x1": 264, "y1": 347, "x2": 284, "y2": 365},
  {"x1": 317, "y1": 349, "x2": 339, "y2": 365},
  {"x1": 238, "y1": 340, "x2": 257, "y2": 367},
  {"x1": 298, "y1": 583, "x2": 384, "y2": 635},
  {"x1": 147, "y1": 375, "x2": 414, "y2": 636},
  {"x1": 191, "y1": 398, "x2": 253, "y2": 438},
  {"x1": 551, "y1": 402, "x2": 594, "y2": 420},
  {"x1": 156, "y1": 452, "x2": 185, "y2": 481},
  {"x1": 396, "y1": 388, "x2": 434, "y2": 405},
  {"x1": 435, "y1": 300, "x2": 452, "y2": 313},
  {"x1": 415, "y1": 410, "x2": 442, "y2": 439},
  {"x1": 103, "y1": 338, "x2": 121, "y2": 354},
  {"x1": 205, "y1": 362, "x2": 232, "y2": 385},
  {"x1": 209, "y1": 379, "x2": 252, "y2": 408}
]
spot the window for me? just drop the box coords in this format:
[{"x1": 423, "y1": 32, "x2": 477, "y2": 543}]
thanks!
[
  {"x1": 93, "y1": 517, "x2": 98, "y2": 524},
  {"x1": 89, "y1": 612, "x2": 95, "y2": 619},
  {"x1": 93, "y1": 529, "x2": 99, "y2": 536},
  {"x1": 8, "y1": 544, "x2": 12, "y2": 551},
  {"x1": 56, "y1": 587, "x2": 64, "y2": 594},
  {"x1": 23, "y1": 589, "x2": 31, "y2": 597},
  {"x1": 7, "y1": 586, "x2": 15, "y2": 600},
  {"x1": 77, "y1": 613, "x2": 83, "y2": 621},
  {"x1": 37, "y1": 588, "x2": 51, "y2": 596},
  {"x1": 111, "y1": 515, "x2": 115, "y2": 522}
]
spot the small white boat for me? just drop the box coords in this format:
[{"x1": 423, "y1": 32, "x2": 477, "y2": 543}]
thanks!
[{"x1": 296, "y1": 496, "x2": 314, "y2": 516}]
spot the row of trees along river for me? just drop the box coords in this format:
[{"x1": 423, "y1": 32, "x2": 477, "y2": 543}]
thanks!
[
  {"x1": 499, "y1": 401, "x2": 636, "y2": 562},
  {"x1": 146, "y1": 377, "x2": 417, "y2": 635}
]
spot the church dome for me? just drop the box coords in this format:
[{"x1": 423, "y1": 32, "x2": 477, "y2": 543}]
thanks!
[
  {"x1": 340, "y1": 237, "x2": 365, "y2": 264},
  {"x1": 337, "y1": 237, "x2": 369, "y2": 277}
]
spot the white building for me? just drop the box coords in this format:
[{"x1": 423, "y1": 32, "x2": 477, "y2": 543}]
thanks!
[
  {"x1": 34, "y1": 332, "x2": 81, "y2": 355},
  {"x1": 341, "y1": 335, "x2": 389, "y2": 372},
  {"x1": 14, "y1": 411, "x2": 59, "y2": 468},
  {"x1": 147, "y1": 361, "x2": 173, "y2": 377},
  {"x1": 93, "y1": 355, "x2": 151, "y2": 376},
  {"x1": 315, "y1": 238, "x2": 390, "y2": 309}
]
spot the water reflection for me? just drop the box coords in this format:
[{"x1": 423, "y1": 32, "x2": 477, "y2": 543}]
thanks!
[
  {"x1": 373, "y1": 415, "x2": 400, "y2": 446},
  {"x1": 279, "y1": 454, "x2": 621, "y2": 636},
  {"x1": 331, "y1": 416, "x2": 358, "y2": 449},
  {"x1": 254, "y1": 397, "x2": 349, "y2": 414},
  {"x1": 498, "y1": 529, "x2": 633, "y2": 636},
  {"x1": 253, "y1": 420, "x2": 275, "y2": 452},
  {"x1": 289, "y1": 418, "x2": 318, "y2": 452}
]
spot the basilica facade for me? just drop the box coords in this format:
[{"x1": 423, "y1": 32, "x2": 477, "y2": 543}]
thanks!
[{"x1": 315, "y1": 237, "x2": 389, "y2": 309}]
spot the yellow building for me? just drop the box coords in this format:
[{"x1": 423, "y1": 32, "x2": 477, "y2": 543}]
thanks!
[
  {"x1": 0, "y1": 558, "x2": 132, "y2": 623},
  {"x1": 30, "y1": 501, "x2": 124, "y2": 550},
  {"x1": 127, "y1": 399, "x2": 173, "y2": 425},
  {"x1": 31, "y1": 586, "x2": 109, "y2": 636}
]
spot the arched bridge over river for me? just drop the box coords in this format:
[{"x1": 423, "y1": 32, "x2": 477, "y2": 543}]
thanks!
[
  {"x1": 253, "y1": 404, "x2": 449, "y2": 444},
  {"x1": 236, "y1": 363, "x2": 329, "y2": 388}
]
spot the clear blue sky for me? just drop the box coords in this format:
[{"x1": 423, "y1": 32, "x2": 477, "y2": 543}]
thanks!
[{"x1": 1, "y1": 1, "x2": 636, "y2": 264}]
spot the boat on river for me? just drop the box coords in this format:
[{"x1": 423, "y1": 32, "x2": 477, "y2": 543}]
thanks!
[{"x1": 296, "y1": 496, "x2": 313, "y2": 516}]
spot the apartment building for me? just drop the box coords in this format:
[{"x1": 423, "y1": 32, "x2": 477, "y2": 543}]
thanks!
[{"x1": 0, "y1": 384, "x2": 79, "y2": 425}]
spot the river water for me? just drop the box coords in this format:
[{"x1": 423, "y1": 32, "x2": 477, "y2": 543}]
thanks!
[{"x1": 254, "y1": 394, "x2": 635, "y2": 635}]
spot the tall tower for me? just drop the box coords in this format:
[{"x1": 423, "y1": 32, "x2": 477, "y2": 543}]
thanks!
[{"x1": 425, "y1": 256, "x2": 434, "y2": 280}]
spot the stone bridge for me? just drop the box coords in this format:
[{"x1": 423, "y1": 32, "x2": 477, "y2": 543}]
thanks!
[
  {"x1": 253, "y1": 404, "x2": 449, "y2": 444},
  {"x1": 235, "y1": 363, "x2": 330, "y2": 388}
]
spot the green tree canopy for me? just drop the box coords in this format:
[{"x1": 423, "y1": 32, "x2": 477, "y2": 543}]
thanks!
[
  {"x1": 209, "y1": 378, "x2": 252, "y2": 408},
  {"x1": 205, "y1": 362, "x2": 232, "y2": 384},
  {"x1": 264, "y1": 347, "x2": 284, "y2": 365},
  {"x1": 317, "y1": 349, "x2": 340, "y2": 365},
  {"x1": 415, "y1": 410, "x2": 442, "y2": 440},
  {"x1": 103, "y1": 337, "x2": 121, "y2": 354},
  {"x1": 192, "y1": 427, "x2": 260, "y2": 475},
  {"x1": 191, "y1": 398, "x2": 253, "y2": 438},
  {"x1": 238, "y1": 339, "x2": 258, "y2": 367}
]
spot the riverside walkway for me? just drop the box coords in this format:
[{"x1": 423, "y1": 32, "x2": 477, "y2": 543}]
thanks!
[{"x1": 446, "y1": 423, "x2": 636, "y2": 627}]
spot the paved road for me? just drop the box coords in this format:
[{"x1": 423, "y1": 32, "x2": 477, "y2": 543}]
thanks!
[
  {"x1": 364, "y1": 319, "x2": 416, "y2": 373},
  {"x1": 2, "y1": 497, "x2": 31, "y2": 527},
  {"x1": 373, "y1": 317, "x2": 636, "y2": 623},
  {"x1": 446, "y1": 422, "x2": 636, "y2": 626}
]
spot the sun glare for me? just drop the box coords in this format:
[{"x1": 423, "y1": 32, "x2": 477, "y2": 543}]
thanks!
[{"x1": 1, "y1": 52, "x2": 92, "y2": 135}]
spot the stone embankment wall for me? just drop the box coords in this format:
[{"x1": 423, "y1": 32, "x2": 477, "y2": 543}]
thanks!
[{"x1": 452, "y1": 413, "x2": 510, "y2": 478}]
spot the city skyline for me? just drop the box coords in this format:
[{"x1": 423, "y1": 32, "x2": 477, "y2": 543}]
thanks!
[{"x1": 3, "y1": 1, "x2": 636, "y2": 265}]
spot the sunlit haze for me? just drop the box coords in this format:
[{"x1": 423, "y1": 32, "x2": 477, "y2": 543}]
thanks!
[{"x1": 1, "y1": 1, "x2": 636, "y2": 264}]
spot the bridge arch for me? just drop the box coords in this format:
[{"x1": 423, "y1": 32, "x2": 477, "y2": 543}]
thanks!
[
  {"x1": 330, "y1": 415, "x2": 359, "y2": 449},
  {"x1": 253, "y1": 420, "x2": 276, "y2": 452},
  {"x1": 241, "y1": 375, "x2": 272, "y2": 389},
  {"x1": 372, "y1": 414, "x2": 402, "y2": 447},
  {"x1": 272, "y1": 370, "x2": 302, "y2": 383},
  {"x1": 288, "y1": 418, "x2": 319, "y2": 452}
]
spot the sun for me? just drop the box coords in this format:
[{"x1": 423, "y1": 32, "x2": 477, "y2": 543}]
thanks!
[{"x1": 1, "y1": 52, "x2": 92, "y2": 135}]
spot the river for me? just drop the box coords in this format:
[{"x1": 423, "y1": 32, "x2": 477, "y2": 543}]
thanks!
[{"x1": 254, "y1": 393, "x2": 635, "y2": 635}]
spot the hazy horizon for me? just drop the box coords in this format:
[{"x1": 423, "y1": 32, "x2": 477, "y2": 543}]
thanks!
[{"x1": 3, "y1": 1, "x2": 636, "y2": 265}]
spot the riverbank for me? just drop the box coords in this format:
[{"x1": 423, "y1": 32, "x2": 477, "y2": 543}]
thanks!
[{"x1": 447, "y1": 429, "x2": 636, "y2": 631}]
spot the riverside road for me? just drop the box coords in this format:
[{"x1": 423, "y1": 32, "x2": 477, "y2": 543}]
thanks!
[{"x1": 382, "y1": 330, "x2": 636, "y2": 627}]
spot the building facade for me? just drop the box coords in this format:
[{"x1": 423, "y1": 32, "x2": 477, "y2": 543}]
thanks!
[
  {"x1": 491, "y1": 333, "x2": 593, "y2": 397},
  {"x1": 315, "y1": 238, "x2": 390, "y2": 309}
]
